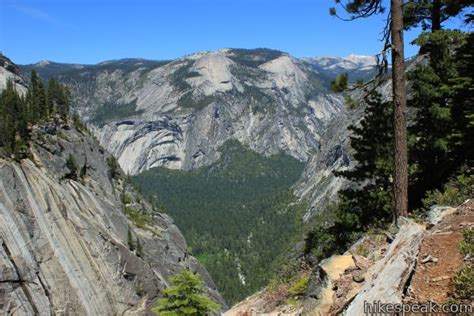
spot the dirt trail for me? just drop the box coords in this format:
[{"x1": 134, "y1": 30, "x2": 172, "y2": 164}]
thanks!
[{"x1": 406, "y1": 200, "x2": 474, "y2": 304}]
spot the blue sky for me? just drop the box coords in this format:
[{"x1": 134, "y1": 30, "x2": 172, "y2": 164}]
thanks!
[{"x1": 0, "y1": 0, "x2": 469, "y2": 64}]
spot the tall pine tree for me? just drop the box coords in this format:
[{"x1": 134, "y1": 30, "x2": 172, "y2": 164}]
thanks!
[
  {"x1": 449, "y1": 31, "x2": 474, "y2": 167},
  {"x1": 47, "y1": 78, "x2": 70, "y2": 118},
  {"x1": 403, "y1": 0, "x2": 473, "y2": 32},
  {"x1": 408, "y1": 30, "x2": 469, "y2": 205},
  {"x1": 0, "y1": 81, "x2": 28, "y2": 154},
  {"x1": 331, "y1": 0, "x2": 409, "y2": 217},
  {"x1": 329, "y1": 92, "x2": 395, "y2": 247},
  {"x1": 1, "y1": 72, "x2": 72, "y2": 159},
  {"x1": 30, "y1": 70, "x2": 48, "y2": 122}
]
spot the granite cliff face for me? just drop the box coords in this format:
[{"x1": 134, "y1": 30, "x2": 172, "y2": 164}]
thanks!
[
  {"x1": 294, "y1": 103, "x2": 359, "y2": 220},
  {"x1": 0, "y1": 61, "x2": 224, "y2": 314},
  {"x1": 22, "y1": 49, "x2": 346, "y2": 176},
  {"x1": 0, "y1": 121, "x2": 224, "y2": 314},
  {"x1": 21, "y1": 49, "x2": 363, "y2": 223},
  {"x1": 0, "y1": 54, "x2": 28, "y2": 94}
]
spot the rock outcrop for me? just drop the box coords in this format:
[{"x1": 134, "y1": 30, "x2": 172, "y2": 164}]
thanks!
[
  {"x1": 344, "y1": 219, "x2": 425, "y2": 315},
  {"x1": 0, "y1": 54, "x2": 28, "y2": 94},
  {"x1": 0, "y1": 119, "x2": 225, "y2": 314},
  {"x1": 225, "y1": 200, "x2": 473, "y2": 315}
]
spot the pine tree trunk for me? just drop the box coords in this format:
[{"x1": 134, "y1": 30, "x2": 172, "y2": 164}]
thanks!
[
  {"x1": 432, "y1": 0, "x2": 442, "y2": 31},
  {"x1": 390, "y1": 0, "x2": 408, "y2": 217}
]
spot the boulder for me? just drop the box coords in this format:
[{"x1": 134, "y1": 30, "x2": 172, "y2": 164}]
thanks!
[{"x1": 344, "y1": 219, "x2": 425, "y2": 315}]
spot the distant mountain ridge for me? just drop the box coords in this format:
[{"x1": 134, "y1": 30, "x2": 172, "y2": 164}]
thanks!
[
  {"x1": 20, "y1": 48, "x2": 344, "y2": 174},
  {"x1": 303, "y1": 54, "x2": 379, "y2": 82},
  {"x1": 18, "y1": 48, "x2": 358, "y2": 218},
  {"x1": 22, "y1": 52, "x2": 378, "y2": 83}
]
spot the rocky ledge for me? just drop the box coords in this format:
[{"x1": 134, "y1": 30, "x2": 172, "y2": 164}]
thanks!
[{"x1": 0, "y1": 119, "x2": 225, "y2": 315}]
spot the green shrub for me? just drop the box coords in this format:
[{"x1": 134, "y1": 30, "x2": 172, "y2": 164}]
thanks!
[
  {"x1": 449, "y1": 224, "x2": 474, "y2": 308},
  {"x1": 136, "y1": 237, "x2": 144, "y2": 258},
  {"x1": 107, "y1": 156, "x2": 120, "y2": 179},
  {"x1": 452, "y1": 266, "x2": 474, "y2": 301},
  {"x1": 80, "y1": 162, "x2": 87, "y2": 179},
  {"x1": 288, "y1": 275, "x2": 309, "y2": 297},
  {"x1": 177, "y1": 92, "x2": 215, "y2": 110},
  {"x1": 56, "y1": 130, "x2": 69, "y2": 141},
  {"x1": 13, "y1": 139, "x2": 29, "y2": 162},
  {"x1": 304, "y1": 203, "x2": 351, "y2": 261},
  {"x1": 330, "y1": 73, "x2": 348, "y2": 92},
  {"x1": 72, "y1": 112, "x2": 86, "y2": 131},
  {"x1": 124, "y1": 207, "x2": 150, "y2": 228},
  {"x1": 65, "y1": 154, "x2": 79, "y2": 180},
  {"x1": 460, "y1": 228, "x2": 474, "y2": 257},
  {"x1": 121, "y1": 193, "x2": 133, "y2": 205},
  {"x1": 286, "y1": 275, "x2": 310, "y2": 307},
  {"x1": 169, "y1": 61, "x2": 194, "y2": 90},
  {"x1": 423, "y1": 173, "x2": 474, "y2": 208}
]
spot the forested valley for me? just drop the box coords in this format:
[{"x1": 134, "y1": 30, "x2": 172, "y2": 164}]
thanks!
[{"x1": 133, "y1": 140, "x2": 307, "y2": 304}]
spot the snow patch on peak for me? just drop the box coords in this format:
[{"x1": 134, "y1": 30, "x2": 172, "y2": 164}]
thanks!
[
  {"x1": 344, "y1": 54, "x2": 376, "y2": 67},
  {"x1": 304, "y1": 54, "x2": 376, "y2": 70}
]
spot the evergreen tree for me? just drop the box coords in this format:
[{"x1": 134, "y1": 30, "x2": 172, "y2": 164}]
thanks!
[
  {"x1": 46, "y1": 78, "x2": 59, "y2": 114},
  {"x1": 403, "y1": 0, "x2": 473, "y2": 32},
  {"x1": 47, "y1": 78, "x2": 70, "y2": 118},
  {"x1": 31, "y1": 70, "x2": 48, "y2": 122},
  {"x1": 127, "y1": 229, "x2": 135, "y2": 251},
  {"x1": 408, "y1": 30, "x2": 469, "y2": 205},
  {"x1": 46, "y1": 78, "x2": 55, "y2": 115},
  {"x1": 331, "y1": 0, "x2": 409, "y2": 217},
  {"x1": 327, "y1": 92, "x2": 395, "y2": 247},
  {"x1": 306, "y1": 29, "x2": 474, "y2": 258},
  {"x1": 136, "y1": 237, "x2": 143, "y2": 257},
  {"x1": 0, "y1": 81, "x2": 17, "y2": 151},
  {"x1": 0, "y1": 81, "x2": 29, "y2": 154},
  {"x1": 331, "y1": 73, "x2": 349, "y2": 93},
  {"x1": 1, "y1": 71, "x2": 72, "y2": 159},
  {"x1": 153, "y1": 268, "x2": 220, "y2": 315},
  {"x1": 449, "y1": 31, "x2": 474, "y2": 168}
]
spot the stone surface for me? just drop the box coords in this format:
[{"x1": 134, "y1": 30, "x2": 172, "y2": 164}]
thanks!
[
  {"x1": 0, "y1": 120, "x2": 225, "y2": 315},
  {"x1": 0, "y1": 54, "x2": 28, "y2": 94},
  {"x1": 427, "y1": 205, "x2": 457, "y2": 226},
  {"x1": 344, "y1": 219, "x2": 425, "y2": 315}
]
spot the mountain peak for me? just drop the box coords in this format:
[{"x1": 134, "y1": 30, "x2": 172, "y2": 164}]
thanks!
[
  {"x1": 344, "y1": 54, "x2": 376, "y2": 67},
  {"x1": 303, "y1": 54, "x2": 378, "y2": 81},
  {"x1": 36, "y1": 60, "x2": 51, "y2": 67}
]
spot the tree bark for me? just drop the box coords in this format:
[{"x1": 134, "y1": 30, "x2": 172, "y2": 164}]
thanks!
[
  {"x1": 432, "y1": 0, "x2": 442, "y2": 31},
  {"x1": 390, "y1": 0, "x2": 409, "y2": 217}
]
